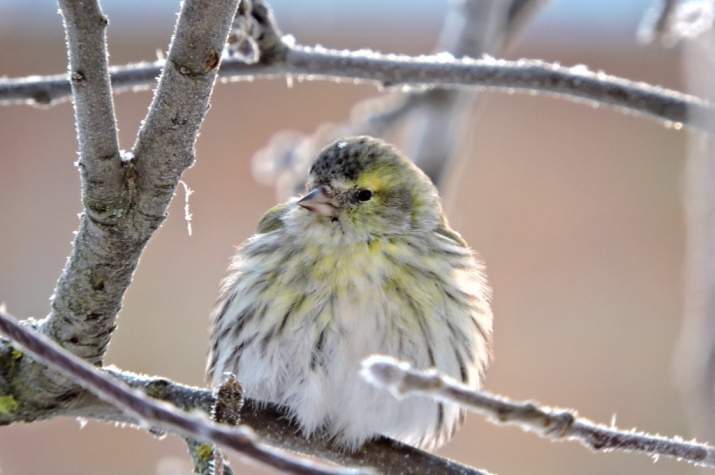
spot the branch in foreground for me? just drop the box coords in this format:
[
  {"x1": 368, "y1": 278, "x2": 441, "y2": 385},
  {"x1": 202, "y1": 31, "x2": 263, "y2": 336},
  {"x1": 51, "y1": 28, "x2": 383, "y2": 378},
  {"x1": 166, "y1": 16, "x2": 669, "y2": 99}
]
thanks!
[
  {"x1": 0, "y1": 309, "x2": 490, "y2": 475},
  {"x1": 362, "y1": 355, "x2": 715, "y2": 469},
  {"x1": 1, "y1": 43, "x2": 708, "y2": 130},
  {"x1": 0, "y1": 309, "x2": 366, "y2": 475}
]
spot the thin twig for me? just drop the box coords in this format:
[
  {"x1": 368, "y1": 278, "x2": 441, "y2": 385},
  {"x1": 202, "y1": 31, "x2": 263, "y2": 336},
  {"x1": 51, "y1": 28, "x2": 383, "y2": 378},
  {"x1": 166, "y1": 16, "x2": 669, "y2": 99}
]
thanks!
[
  {"x1": 274, "y1": 46, "x2": 706, "y2": 127},
  {"x1": 362, "y1": 355, "x2": 715, "y2": 469},
  {"x1": 0, "y1": 309, "x2": 368, "y2": 475}
]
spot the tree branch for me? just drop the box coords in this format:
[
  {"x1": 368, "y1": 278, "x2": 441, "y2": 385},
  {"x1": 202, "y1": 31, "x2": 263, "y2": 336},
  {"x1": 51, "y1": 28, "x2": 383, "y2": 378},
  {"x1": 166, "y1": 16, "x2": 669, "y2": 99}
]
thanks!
[
  {"x1": 362, "y1": 356, "x2": 715, "y2": 469},
  {"x1": 0, "y1": 309, "x2": 366, "y2": 475},
  {"x1": 44, "y1": 0, "x2": 125, "y2": 365},
  {"x1": 57, "y1": 0, "x2": 123, "y2": 210},
  {"x1": 1, "y1": 0, "x2": 239, "y2": 441},
  {"x1": 0, "y1": 309, "x2": 492, "y2": 475},
  {"x1": 1, "y1": 46, "x2": 707, "y2": 129}
]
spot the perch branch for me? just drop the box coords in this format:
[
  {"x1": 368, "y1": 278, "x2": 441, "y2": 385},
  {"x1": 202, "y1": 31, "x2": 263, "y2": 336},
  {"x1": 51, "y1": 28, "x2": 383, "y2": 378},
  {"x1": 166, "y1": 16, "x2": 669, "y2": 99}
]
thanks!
[
  {"x1": 0, "y1": 310, "x2": 366, "y2": 475},
  {"x1": 362, "y1": 356, "x2": 715, "y2": 469},
  {"x1": 0, "y1": 308, "x2": 492, "y2": 474}
]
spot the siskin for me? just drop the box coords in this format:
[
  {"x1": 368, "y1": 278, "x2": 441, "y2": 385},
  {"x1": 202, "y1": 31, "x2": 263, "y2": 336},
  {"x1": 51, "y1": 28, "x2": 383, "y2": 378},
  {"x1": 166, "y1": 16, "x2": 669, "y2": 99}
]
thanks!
[{"x1": 207, "y1": 136, "x2": 493, "y2": 450}]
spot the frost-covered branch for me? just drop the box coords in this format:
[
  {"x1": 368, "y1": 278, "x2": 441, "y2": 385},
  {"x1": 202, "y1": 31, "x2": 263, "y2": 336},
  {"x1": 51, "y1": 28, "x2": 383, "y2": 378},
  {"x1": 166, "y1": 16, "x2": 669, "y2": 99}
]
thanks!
[
  {"x1": 44, "y1": 0, "x2": 124, "y2": 366},
  {"x1": 362, "y1": 356, "x2": 715, "y2": 469},
  {"x1": 0, "y1": 309, "x2": 367, "y2": 475},
  {"x1": 1, "y1": 44, "x2": 707, "y2": 130},
  {"x1": 0, "y1": 0, "x2": 239, "y2": 445}
]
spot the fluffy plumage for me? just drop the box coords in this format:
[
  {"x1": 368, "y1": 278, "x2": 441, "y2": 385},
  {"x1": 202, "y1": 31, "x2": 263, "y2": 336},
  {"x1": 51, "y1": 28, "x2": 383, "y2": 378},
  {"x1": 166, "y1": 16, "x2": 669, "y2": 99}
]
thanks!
[{"x1": 208, "y1": 136, "x2": 492, "y2": 450}]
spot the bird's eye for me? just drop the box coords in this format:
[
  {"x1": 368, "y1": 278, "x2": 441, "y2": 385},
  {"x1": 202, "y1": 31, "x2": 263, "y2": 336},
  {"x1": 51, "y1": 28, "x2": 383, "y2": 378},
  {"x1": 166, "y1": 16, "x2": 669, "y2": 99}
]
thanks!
[{"x1": 356, "y1": 189, "x2": 373, "y2": 202}]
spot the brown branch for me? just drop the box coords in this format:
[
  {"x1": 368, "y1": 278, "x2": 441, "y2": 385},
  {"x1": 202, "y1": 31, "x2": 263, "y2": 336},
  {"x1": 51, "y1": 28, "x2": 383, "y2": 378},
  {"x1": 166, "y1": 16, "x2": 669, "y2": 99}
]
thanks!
[
  {"x1": 0, "y1": 309, "x2": 367, "y2": 475},
  {"x1": 362, "y1": 356, "x2": 715, "y2": 469}
]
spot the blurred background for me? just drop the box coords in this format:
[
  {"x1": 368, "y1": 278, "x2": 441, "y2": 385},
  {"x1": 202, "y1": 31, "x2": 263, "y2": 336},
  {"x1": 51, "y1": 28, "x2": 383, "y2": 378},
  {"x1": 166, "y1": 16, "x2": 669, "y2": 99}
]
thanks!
[{"x1": 0, "y1": 0, "x2": 694, "y2": 474}]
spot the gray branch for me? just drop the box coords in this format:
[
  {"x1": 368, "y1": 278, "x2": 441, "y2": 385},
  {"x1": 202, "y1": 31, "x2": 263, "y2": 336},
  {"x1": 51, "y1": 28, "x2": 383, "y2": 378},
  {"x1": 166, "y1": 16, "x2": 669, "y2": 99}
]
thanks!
[
  {"x1": 0, "y1": 310, "x2": 367, "y2": 475},
  {"x1": 0, "y1": 45, "x2": 707, "y2": 130},
  {"x1": 363, "y1": 356, "x2": 715, "y2": 469},
  {"x1": 57, "y1": 0, "x2": 124, "y2": 212},
  {"x1": 401, "y1": 0, "x2": 527, "y2": 185},
  {"x1": 43, "y1": 0, "x2": 125, "y2": 367},
  {"x1": 1, "y1": 0, "x2": 240, "y2": 447}
]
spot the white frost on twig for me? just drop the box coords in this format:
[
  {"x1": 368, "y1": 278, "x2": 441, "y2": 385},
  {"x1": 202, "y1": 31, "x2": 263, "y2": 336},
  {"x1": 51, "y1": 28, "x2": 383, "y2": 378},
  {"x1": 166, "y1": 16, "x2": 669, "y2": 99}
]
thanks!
[
  {"x1": 178, "y1": 180, "x2": 194, "y2": 236},
  {"x1": 361, "y1": 355, "x2": 715, "y2": 468}
]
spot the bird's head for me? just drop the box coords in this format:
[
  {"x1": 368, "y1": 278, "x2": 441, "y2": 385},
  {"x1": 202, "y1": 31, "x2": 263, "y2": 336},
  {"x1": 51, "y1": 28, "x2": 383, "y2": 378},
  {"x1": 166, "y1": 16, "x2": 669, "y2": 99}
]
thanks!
[{"x1": 298, "y1": 136, "x2": 442, "y2": 237}]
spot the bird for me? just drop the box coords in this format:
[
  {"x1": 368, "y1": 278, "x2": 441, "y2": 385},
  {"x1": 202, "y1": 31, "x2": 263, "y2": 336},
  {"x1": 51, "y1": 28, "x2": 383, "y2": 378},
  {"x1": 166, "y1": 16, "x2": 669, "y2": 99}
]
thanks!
[{"x1": 207, "y1": 136, "x2": 493, "y2": 451}]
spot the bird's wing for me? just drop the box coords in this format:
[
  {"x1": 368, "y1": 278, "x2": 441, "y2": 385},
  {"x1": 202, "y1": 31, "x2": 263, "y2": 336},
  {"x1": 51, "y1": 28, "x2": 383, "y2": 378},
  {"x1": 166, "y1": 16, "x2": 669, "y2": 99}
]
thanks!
[
  {"x1": 435, "y1": 214, "x2": 468, "y2": 248},
  {"x1": 256, "y1": 202, "x2": 291, "y2": 233}
]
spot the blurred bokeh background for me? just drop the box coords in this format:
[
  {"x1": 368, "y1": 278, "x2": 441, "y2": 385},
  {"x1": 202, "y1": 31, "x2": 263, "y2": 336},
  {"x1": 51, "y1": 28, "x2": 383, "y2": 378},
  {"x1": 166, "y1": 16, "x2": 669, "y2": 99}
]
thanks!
[{"x1": 0, "y1": 0, "x2": 694, "y2": 474}]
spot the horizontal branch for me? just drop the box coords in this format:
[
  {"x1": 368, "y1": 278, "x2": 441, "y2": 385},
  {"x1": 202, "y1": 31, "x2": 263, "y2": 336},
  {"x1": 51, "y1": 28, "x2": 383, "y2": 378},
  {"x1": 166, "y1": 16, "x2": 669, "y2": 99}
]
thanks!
[
  {"x1": 362, "y1": 355, "x2": 715, "y2": 469},
  {"x1": 0, "y1": 309, "x2": 490, "y2": 474},
  {"x1": 1, "y1": 42, "x2": 708, "y2": 130}
]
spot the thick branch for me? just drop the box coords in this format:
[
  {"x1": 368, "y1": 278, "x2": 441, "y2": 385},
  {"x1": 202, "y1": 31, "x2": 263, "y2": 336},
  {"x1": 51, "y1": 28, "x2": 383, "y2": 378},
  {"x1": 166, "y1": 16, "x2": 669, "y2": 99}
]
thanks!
[
  {"x1": 8, "y1": 0, "x2": 239, "y2": 421},
  {"x1": 401, "y1": 0, "x2": 514, "y2": 184},
  {"x1": 363, "y1": 356, "x2": 715, "y2": 469},
  {"x1": 2, "y1": 48, "x2": 707, "y2": 129}
]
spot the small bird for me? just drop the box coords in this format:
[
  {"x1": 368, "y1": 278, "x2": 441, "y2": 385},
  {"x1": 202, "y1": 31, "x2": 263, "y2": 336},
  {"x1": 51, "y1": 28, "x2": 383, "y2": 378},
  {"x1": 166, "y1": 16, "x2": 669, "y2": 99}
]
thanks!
[{"x1": 207, "y1": 136, "x2": 492, "y2": 450}]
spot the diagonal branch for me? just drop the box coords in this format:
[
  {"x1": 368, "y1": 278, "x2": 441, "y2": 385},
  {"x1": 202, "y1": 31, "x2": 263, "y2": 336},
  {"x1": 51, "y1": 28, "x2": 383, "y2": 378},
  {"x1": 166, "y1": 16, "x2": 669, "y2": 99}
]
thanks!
[
  {"x1": 0, "y1": 310, "x2": 367, "y2": 475},
  {"x1": 130, "y1": 0, "x2": 239, "y2": 218},
  {"x1": 362, "y1": 356, "x2": 715, "y2": 469}
]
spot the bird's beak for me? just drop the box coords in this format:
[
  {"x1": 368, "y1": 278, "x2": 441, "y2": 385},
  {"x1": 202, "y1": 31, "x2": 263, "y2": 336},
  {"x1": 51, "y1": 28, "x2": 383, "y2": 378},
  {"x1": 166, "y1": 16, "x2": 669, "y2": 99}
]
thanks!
[{"x1": 298, "y1": 186, "x2": 340, "y2": 217}]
